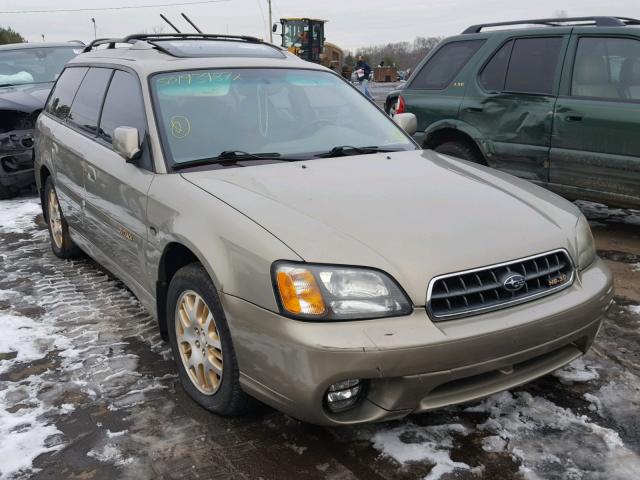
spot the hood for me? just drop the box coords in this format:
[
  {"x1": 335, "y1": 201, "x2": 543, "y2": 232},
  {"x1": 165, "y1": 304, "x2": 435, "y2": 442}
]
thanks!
[
  {"x1": 183, "y1": 150, "x2": 581, "y2": 305},
  {"x1": 0, "y1": 82, "x2": 52, "y2": 114}
]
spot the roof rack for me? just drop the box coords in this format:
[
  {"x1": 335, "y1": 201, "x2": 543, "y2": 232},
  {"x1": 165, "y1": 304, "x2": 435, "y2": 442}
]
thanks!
[
  {"x1": 463, "y1": 16, "x2": 640, "y2": 34},
  {"x1": 82, "y1": 33, "x2": 263, "y2": 53}
]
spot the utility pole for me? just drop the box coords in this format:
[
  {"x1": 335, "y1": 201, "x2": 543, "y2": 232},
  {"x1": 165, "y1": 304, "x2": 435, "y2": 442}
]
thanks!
[{"x1": 268, "y1": 0, "x2": 273, "y2": 43}]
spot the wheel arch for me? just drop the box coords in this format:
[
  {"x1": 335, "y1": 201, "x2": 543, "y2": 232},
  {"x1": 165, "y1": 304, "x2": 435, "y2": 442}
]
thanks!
[
  {"x1": 39, "y1": 165, "x2": 52, "y2": 219},
  {"x1": 423, "y1": 121, "x2": 488, "y2": 165},
  {"x1": 156, "y1": 240, "x2": 219, "y2": 340}
]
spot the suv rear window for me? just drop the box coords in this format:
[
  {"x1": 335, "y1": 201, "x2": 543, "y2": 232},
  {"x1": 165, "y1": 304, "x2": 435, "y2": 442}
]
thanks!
[
  {"x1": 411, "y1": 40, "x2": 485, "y2": 90},
  {"x1": 504, "y1": 37, "x2": 563, "y2": 95},
  {"x1": 46, "y1": 67, "x2": 87, "y2": 120}
]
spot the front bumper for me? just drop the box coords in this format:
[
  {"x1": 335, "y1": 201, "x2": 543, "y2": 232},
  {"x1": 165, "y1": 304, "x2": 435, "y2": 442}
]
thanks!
[
  {"x1": 0, "y1": 129, "x2": 36, "y2": 192},
  {"x1": 222, "y1": 258, "x2": 613, "y2": 426}
]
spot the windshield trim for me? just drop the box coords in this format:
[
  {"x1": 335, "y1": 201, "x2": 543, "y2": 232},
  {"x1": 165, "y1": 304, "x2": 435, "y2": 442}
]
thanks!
[{"x1": 147, "y1": 66, "x2": 419, "y2": 173}]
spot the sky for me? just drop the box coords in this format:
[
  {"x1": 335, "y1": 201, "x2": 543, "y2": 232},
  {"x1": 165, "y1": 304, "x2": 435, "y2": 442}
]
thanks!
[{"x1": 1, "y1": 0, "x2": 639, "y2": 51}]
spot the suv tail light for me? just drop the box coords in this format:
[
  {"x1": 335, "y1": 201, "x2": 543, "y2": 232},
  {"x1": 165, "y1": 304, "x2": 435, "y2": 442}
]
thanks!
[{"x1": 395, "y1": 95, "x2": 405, "y2": 114}]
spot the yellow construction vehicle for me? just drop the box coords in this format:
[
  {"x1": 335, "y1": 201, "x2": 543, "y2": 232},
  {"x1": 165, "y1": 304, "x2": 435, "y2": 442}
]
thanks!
[{"x1": 274, "y1": 18, "x2": 343, "y2": 71}]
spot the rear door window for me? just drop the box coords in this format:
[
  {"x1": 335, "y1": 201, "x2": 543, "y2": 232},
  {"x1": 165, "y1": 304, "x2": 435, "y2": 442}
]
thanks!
[
  {"x1": 68, "y1": 67, "x2": 112, "y2": 134},
  {"x1": 479, "y1": 40, "x2": 514, "y2": 92},
  {"x1": 411, "y1": 40, "x2": 485, "y2": 89},
  {"x1": 504, "y1": 37, "x2": 563, "y2": 95},
  {"x1": 46, "y1": 67, "x2": 88, "y2": 120}
]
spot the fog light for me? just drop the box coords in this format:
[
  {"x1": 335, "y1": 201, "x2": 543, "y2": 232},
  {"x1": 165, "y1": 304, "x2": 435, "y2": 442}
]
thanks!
[{"x1": 325, "y1": 379, "x2": 364, "y2": 413}]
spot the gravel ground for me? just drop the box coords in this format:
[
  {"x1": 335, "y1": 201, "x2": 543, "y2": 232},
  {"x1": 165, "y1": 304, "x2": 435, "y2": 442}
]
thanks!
[{"x1": 0, "y1": 195, "x2": 638, "y2": 480}]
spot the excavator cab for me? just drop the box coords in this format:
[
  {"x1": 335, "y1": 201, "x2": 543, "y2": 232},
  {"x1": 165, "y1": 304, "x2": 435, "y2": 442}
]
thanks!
[{"x1": 278, "y1": 18, "x2": 325, "y2": 63}]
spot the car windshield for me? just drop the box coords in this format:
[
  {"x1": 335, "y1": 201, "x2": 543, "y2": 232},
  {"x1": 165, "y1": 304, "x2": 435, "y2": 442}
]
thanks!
[
  {"x1": 0, "y1": 46, "x2": 80, "y2": 87},
  {"x1": 150, "y1": 68, "x2": 416, "y2": 166},
  {"x1": 0, "y1": 46, "x2": 82, "y2": 87}
]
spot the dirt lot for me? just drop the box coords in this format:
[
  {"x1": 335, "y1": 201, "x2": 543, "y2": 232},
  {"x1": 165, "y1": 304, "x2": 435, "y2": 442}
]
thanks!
[{"x1": 0, "y1": 193, "x2": 638, "y2": 480}]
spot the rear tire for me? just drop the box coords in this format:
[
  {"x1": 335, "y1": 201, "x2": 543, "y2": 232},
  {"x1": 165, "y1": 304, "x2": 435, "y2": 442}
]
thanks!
[
  {"x1": 167, "y1": 263, "x2": 254, "y2": 416},
  {"x1": 44, "y1": 177, "x2": 81, "y2": 259},
  {"x1": 434, "y1": 141, "x2": 484, "y2": 164}
]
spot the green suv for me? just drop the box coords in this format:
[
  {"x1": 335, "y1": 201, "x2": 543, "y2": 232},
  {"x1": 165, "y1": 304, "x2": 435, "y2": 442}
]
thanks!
[{"x1": 386, "y1": 16, "x2": 640, "y2": 209}]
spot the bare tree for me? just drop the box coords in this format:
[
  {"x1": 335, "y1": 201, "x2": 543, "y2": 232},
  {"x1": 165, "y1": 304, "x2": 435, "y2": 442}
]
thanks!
[{"x1": 349, "y1": 36, "x2": 442, "y2": 70}]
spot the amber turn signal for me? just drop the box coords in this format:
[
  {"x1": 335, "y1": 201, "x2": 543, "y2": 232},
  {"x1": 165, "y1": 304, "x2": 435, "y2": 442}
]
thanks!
[{"x1": 275, "y1": 267, "x2": 326, "y2": 316}]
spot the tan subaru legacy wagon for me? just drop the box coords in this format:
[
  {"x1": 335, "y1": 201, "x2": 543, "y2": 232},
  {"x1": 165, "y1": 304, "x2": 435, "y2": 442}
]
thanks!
[{"x1": 34, "y1": 34, "x2": 613, "y2": 426}]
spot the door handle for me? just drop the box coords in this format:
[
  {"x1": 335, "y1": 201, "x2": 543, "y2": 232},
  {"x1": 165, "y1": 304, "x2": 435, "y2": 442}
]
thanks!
[
  {"x1": 86, "y1": 165, "x2": 97, "y2": 182},
  {"x1": 465, "y1": 106, "x2": 484, "y2": 113},
  {"x1": 564, "y1": 114, "x2": 583, "y2": 122}
]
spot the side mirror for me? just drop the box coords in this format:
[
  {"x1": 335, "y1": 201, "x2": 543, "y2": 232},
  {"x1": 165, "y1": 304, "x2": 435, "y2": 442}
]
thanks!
[
  {"x1": 113, "y1": 126, "x2": 141, "y2": 162},
  {"x1": 393, "y1": 113, "x2": 417, "y2": 136},
  {"x1": 272, "y1": 23, "x2": 278, "y2": 33}
]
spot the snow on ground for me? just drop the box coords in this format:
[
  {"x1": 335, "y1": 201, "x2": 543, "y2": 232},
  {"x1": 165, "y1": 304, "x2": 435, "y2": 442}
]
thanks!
[
  {"x1": 467, "y1": 391, "x2": 640, "y2": 480},
  {"x1": 0, "y1": 312, "x2": 71, "y2": 374},
  {"x1": 87, "y1": 443, "x2": 133, "y2": 467},
  {"x1": 0, "y1": 196, "x2": 639, "y2": 479},
  {"x1": 0, "y1": 197, "x2": 175, "y2": 478},
  {"x1": 552, "y1": 358, "x2": 600, "y2": 384},
  {"x1": 0, "y1": 198, "x2": 42, "y2": 234},
  {"x1": 0, "y1": 378, "x2": 65, "y2": 479},
  {"x1": 370, "y1": 422, "x2": 471, "y2": 480}
]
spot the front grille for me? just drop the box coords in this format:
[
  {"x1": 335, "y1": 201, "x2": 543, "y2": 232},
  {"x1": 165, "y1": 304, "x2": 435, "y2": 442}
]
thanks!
[{"x1": 427, "y1": 249, "x2": 574, "y2": 320}]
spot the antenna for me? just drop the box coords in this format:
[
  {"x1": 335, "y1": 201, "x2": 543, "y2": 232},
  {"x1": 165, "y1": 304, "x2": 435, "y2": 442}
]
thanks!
[
  {"x1": 160, "y1": 14, "x2": 182, "y2": 33},
  {"x1": 181, "y1": 13, "x2": 203, "y2": 33}
]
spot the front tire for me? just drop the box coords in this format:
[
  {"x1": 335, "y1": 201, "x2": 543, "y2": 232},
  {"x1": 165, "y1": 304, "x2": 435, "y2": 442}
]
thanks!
[
  {"x1": 44, "y1": 177, "x2": 81, "y2": 259},
  {"x1": 434, "y1": 141, "x2": 484, "y2": 164},
  {"x1": 167, "y1": 263, "x2": 253, "y2": 416}
]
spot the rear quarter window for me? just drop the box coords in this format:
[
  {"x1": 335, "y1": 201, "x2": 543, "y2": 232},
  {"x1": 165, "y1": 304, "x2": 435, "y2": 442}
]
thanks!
[
  {"x1": 46, "y1": 67, "x2": 88, "y2": 120},
  {"x1": 479, "y1": 40, "x2": 514, "y2": 92},
  {"x1": 410, "y1": 39, "x2": 485, "y2": 90}
]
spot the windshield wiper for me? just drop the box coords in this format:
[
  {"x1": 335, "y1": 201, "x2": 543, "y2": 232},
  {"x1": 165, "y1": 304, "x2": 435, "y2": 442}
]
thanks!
[
  {"x1": 314, "y1": 145, "x2": 401, "y2": 158},
  {"x1": 172, "y1": 150, "x2": 290, "y2": 170}
]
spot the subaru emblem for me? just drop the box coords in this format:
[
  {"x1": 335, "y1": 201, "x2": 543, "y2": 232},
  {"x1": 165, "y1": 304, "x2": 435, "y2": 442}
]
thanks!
[{"x1": 502, "y1": 273, "x2": 526, "y2": 292}]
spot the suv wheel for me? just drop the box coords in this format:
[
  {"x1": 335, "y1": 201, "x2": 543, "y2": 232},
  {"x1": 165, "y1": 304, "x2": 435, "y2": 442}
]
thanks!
[
  {"x1": 44, "y1": 178, "x2": 81, "y2": 259},
  {"x1": 167, "y1": 263, "x2": 253, "y2": 416},
  {"x1": 434, "y1": 141, "x2": 483, "y2": 164}
]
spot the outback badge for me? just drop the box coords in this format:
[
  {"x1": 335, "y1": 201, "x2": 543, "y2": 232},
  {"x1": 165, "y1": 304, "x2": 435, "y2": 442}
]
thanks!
[{"x1": 548, "y1": 273, "x2": 568, "y2": 287}]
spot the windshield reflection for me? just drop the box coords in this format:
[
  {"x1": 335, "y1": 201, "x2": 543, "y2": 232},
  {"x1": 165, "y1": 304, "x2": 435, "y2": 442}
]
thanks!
[{"x1": 151, "y1": 68, "x2": 416, "y2": 166}]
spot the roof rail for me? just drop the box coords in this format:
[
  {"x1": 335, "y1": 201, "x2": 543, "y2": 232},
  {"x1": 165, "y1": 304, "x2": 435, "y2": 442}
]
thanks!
[
  {"x1": 82, "y1": 33, "x2": 263, "y2": 53},
  {"x1": 463, "y1": 16, "x2": 640, "y2": 34}
]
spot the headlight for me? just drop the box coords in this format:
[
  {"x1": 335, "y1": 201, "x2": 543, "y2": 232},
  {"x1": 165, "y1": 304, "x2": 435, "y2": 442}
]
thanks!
[
  {"x1": 272, "y1": 262, "x2": 412, "y2": 320},
  {"x1": 576, "y1": 215, "x2": 596, "y2": 270}
]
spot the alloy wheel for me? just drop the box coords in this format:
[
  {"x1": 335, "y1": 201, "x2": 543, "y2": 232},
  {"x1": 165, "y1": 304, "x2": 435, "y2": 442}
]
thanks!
[
  {"x1": 175, "y1": 290, "x2": 223, "y2": 395},
  {"x1": 48, "y1": 189, "x2": 64, "y2": 249}
]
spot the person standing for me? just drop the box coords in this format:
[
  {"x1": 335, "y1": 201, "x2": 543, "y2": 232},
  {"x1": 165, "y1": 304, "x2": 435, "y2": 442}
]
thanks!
[{"x1": 355, "y1": 55, "x2": 373, "y2": 100}]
